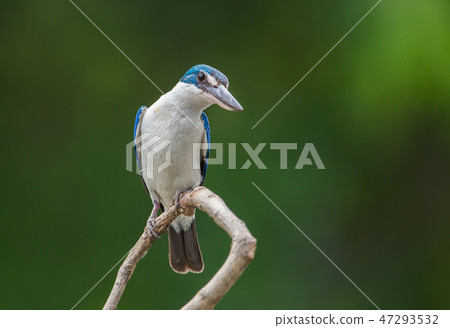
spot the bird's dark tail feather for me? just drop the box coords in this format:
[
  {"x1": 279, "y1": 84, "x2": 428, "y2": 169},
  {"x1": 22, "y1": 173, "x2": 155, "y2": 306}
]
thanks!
[{"x1": 168, "y1": 221, "x2": 204, "y2": 274}]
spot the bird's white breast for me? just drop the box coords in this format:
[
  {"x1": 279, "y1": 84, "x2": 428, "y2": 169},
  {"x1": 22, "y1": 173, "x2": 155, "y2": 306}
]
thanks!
[{"x1": 140, "y1": 82, "x2": 211, "y2": 208}]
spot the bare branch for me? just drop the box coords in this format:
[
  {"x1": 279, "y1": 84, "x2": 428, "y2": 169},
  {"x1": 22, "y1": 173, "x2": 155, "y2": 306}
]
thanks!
[
  {"x1": 181, "y1": 187, "x2": 257, "y2": 309},
  {"x1": 103, "y1": 186, "x2": 256, "y2": 310}
]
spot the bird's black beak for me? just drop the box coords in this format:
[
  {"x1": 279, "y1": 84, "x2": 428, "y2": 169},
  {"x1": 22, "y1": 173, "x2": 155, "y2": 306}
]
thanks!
[{"x1": 202, "y1": 84, "x2": 243, "y2": 111}]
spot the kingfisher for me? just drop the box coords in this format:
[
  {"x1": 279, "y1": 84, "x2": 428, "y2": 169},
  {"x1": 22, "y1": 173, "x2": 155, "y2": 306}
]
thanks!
[{"x1": 134, "y1": 64, "x2": 243, "y2": 273}]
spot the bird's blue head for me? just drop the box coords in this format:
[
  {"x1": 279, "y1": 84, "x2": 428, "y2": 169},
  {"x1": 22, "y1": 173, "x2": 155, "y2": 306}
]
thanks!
[{"x1": 180, "y1": 64, "x2": 243, "y2": 111}]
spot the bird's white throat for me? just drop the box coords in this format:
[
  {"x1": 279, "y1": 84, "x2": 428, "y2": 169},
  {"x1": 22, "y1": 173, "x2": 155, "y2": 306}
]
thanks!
[{"x1": 161, "y1": 82, "x2": 213, "y2": 117}]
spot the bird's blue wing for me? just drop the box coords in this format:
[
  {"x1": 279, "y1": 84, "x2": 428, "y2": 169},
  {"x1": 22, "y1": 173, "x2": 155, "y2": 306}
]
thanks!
[
  {"x1": 134, "y1": 106, "x2": 148, "y2": 172},
  {"x1": 200, "y1": 112, "x2": 210, "y2": 185},
  {"x1": 134, "y1": 106, "x2": 152, "y2": 196}
]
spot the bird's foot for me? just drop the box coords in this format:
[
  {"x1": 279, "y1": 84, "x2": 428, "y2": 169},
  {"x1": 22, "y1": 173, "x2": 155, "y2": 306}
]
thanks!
[
  {"x1": 172, "y1": 188, "x2": 197, "y2": 216},
  {"x1": 172, "y1": 188, "x2": 192, "y2": 210},
  {"x1": 146, "y1": 216, "x2": 160, "y2": 239}
]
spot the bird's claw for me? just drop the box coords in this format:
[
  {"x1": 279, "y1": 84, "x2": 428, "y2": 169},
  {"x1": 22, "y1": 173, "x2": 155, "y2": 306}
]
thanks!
[
  {"x1": 172, "y1": 189, "x2": 189, "y2": 210},
  {"x1": 146, "y1": 216, "x2": 160, "y2": 239}
]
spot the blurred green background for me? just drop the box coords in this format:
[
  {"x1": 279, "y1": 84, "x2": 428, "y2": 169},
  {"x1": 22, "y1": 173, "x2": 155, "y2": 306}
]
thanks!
[{"x1": 1, "y1": 0, "x2": 449, "y2": 309}]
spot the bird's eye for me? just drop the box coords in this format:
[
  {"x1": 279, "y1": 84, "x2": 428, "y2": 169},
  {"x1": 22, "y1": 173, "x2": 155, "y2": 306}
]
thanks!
[{"x1": 197, "y1": 71, "x2": 206, "y2": 81}]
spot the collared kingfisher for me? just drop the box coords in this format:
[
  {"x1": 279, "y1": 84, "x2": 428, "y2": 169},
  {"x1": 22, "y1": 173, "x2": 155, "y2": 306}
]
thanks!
[{"x1": 134, "y1": 64, "x2": 243, "y2": 273}]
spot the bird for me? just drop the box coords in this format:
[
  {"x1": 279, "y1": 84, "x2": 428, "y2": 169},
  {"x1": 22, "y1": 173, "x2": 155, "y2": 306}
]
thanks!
[{"x1": 133, "y1": 64, "x2": 243, "y2": 273}]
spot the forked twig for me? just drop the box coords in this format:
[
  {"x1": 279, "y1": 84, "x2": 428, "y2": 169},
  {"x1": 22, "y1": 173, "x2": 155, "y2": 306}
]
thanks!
[{"x1": 103, "y1": 187, "x2": 256, "y2": 310}]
